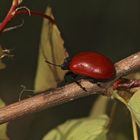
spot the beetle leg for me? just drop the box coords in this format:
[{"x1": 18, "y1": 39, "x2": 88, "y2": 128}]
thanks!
[{"x1": 63, "y1": 72, "x2": 87, "y2": 92}]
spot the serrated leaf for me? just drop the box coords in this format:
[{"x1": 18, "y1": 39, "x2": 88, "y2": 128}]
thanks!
[
  {"x1": 34, "y1": 7, "x2": 67, "y2": 92},
  {"x1": 42, "y1": 115, "x2": 109, "y2": 140},
  {"x1": 127, "y1": 90, "x2": 140, "y2": 127},
  {"x1": 0, "y1": 99, "x2": 9, "y2": 140}
]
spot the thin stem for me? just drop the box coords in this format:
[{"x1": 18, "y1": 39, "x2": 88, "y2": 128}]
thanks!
[
  {"x1": 108, "y1": 102, "x2": 117, "y2": 129},
  {"x1": 0, "y1": 1, "x2": 55, "y2": 32},
  {"x1": 131, "y1": 113, "x2": 138, "y2": 140},
  {"x1": 113, "y1": 78, "x2": 140, "y2": 90},
  {"x1": 15, "y1": 10, "x2": 56, "y2": 24},
  {"x1": 0, "y1": 0, "x2": 20, "y2": 32}
]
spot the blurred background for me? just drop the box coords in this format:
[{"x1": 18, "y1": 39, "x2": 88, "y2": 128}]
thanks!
[{"x1": 0, "y1": 0, "x2": 139, "y2": 139}]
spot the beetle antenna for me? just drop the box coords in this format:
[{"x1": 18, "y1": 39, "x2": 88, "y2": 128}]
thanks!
[{"x1": 45, "y1": 60, "x2": 61, "y2": 67}]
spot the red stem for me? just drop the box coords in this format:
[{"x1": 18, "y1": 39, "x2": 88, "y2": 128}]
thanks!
[
  {"x1": 0, "y1": 0, "x2": 19, "y2": 32},
  {"x1": 15, "y1": 10, "x2": 56, "y2": 24},
  {"x1": 113, "y1": 78, "x2": 140, "y2": 90},
  {"x1": 0, "y1": 0, "x2": 55, "y2": 32}
]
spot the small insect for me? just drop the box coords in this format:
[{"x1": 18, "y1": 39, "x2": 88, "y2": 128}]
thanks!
[{"x1": 46, "y1": 51, "x2": 116, "y2": 91}]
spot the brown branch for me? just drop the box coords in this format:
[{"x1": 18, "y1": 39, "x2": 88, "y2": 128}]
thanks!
[{"x1": 0, "y1": 52, "x2": 140, "y2": 124}]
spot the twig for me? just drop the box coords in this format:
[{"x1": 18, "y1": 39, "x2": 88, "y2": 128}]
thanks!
[
  {"x1": 0, "y1": 52, "x2": 139, "y2": 124},
  {"x1": 131, "y1": 113, "x2": 138, "y2": 140},
  {"x1": 115, "y1": 52, "x2": 140, "y2": 77},
  {"x1": 15, "y1": 9, "x2": 56, "y2": 24},
  {"x1": 0, "y1": 1, "x2": 55, "y2": 32},
  {"x1": 0, "y1": 0, "x2": 22, "y2": 32}
]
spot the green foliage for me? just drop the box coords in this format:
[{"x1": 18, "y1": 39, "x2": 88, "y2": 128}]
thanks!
[
  {"x1": 113, "y1": 73, "x2": 140, "y2": 128},
  {"x1": 43, "y1": 115, "x2": 109, "y2": 140},
  {"x1": 128, "y1": 90, "x2": 140, "y2": 127}
]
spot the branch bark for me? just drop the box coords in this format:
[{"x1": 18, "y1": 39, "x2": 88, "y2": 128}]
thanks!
[{"x1": 0, "y1": 52, "x2": 140, "y2": 124}]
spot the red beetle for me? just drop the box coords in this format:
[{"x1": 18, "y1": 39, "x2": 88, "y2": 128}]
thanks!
[
  {"x1": 46, "y1": 51, "x2": 116, "y2": 80},
  {"x1": 68, "y1": 52, "x2": 116, "y2": 80},
  {"x1": 46, "y1": 51, "x2": 116, "y2": 90}
]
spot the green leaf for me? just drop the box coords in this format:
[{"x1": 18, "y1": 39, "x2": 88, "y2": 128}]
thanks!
[
  {"x1": 42, "y1": 115, "x2": 109, "y2": 140},
  {"x1": 34, "y1": 7, "x2": 68, "y2": 92},
  {"x1": 94, "y1": 130, "x2": 108, "y2": 140},
  {"x1": 127, "y1": 90, "x2": 140, "y2": 127},
  {"x1": 0, "y1": 99, "x2": 9, "y2": 140}
]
